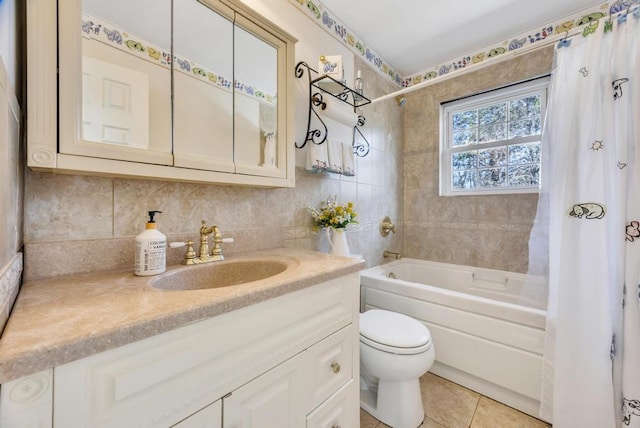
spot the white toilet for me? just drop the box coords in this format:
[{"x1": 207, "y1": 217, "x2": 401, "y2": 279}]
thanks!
[{"x1": 359, "y1": 309, "x2": 435, "y2": 428}]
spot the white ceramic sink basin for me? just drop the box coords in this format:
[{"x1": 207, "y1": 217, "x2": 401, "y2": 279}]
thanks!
[{"x1": 149, "y1": 258, "x2": 293, "y2": 291}]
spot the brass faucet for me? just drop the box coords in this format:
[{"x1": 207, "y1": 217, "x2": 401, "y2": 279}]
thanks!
[
  {"x1": 383, "y1": 250, "x2": 402, "y2": 260},
  {"x1": 170, "y1": 220, "x2": 233, "y2": 265}
]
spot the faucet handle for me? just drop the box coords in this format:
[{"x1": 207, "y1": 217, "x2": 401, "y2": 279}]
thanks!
[
  {"x1": 169, "y1": 241, "x2": 197, "y2": 265},
  {"x1": 379, "y1": 215, "x2": 396, "y2": 237}
]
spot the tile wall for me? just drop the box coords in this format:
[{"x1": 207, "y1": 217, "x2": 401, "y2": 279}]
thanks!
[
  {"x1": 23, "y1": 57, "x2": 404, "y2": 280},
  {"x1": 403, "y1": 47, "x2": 554, "y2": 272}
]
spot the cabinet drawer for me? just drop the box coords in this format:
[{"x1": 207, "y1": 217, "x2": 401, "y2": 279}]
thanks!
[
  {"x1": 306, "y1": 379, "x2": 357, "y2": 428},
  {"x1": 305, "y1": 325, "x2": 354, "y2": 412}
]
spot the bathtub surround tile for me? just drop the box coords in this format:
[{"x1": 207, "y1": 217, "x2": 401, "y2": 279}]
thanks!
[
  {"x1": 508, "y1": 193, "x2": 540, "y2": 226},
  {"x1": 356, "y1": 184, "x2": 378, "y2": 224},
  {"x1": 403, "y1": 48, "x2": 553, "y2": 272},
  {"x1": 421, "y1": 372, "x2": 480, "y2": 428},
  {"x1": 470, "y1": 396, "x2": 550, "y2": 428},
  {"x1": 404, "y1": 189, "x2": 430, "y2": 222},
  {"x1": 404, "y1": 152, "x2": 433, "y2": 191}
]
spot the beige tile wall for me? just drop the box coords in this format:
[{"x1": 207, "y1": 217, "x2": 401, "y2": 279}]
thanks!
[
  {"x1": 23, "y1": 57, "x2": 404, "y2": 280},
  {"x1": 403, "y1": 47, "x2": 553, "y2": 273}
]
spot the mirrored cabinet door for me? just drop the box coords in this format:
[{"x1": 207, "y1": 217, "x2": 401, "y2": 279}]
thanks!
[
  {"x1": 58, "y1": 0, "x2": 173, "y2": 165},
  {"x1": 173, "y1": 0, "x2": 235, "y2": 173},
  {"x1": 233, "y1": 15, "x2": 285, "y2": 179},
  {"x1": 34, "y1": 0, "x2": 296, "y2": 186}
]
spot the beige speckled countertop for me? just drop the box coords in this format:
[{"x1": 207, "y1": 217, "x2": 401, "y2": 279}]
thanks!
[{"x1": 0, "y1": 248, "x2": 364, "y2": 384}]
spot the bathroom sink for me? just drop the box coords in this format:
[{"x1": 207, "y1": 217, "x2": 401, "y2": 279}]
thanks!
[{"x1": 149, "y1": 258, "x2": 292, "y2": 291}]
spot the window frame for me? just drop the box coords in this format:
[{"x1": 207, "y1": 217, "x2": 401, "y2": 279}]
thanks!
[{"x1": 439, "y1": 76, "x2": 549, "y2": 196}]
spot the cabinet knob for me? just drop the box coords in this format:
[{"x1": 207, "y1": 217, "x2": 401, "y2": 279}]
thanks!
[{"x1": 330, "y1": 362, "x2": 341, "y2": 374}]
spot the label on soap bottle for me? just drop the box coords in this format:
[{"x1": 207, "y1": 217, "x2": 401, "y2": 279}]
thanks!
[
  {"x1": 136, "y1": 239, "x2": 166, "y2": 273},
  {"x1": 135, "y1": 210, "x2": 166, "y2": 276}
]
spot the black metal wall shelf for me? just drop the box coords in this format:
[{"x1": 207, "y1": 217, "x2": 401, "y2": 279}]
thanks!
[{"x1": 295, "y1": 61, "x2": 371, "y2": 157}]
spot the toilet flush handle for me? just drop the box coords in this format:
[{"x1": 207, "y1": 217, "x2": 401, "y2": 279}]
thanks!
[{"x1": 331, "y1": 362, "x2": 341, "y2": 374}]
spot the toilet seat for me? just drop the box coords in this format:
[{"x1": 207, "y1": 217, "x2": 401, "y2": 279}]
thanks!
[{"x1": 360, "y1": 309, "x2": 432, "y2": 355}]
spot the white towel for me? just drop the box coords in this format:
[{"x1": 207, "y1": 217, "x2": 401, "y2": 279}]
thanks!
[
  {"x1": 261, "y1": 132, "x2": 276, "y2": 168},
  {"x1": 306, "y1": 141, "x2": 328, "y2": 172},
  {"x1": 342, "y1": 142, "x2": 356, "y2": 176},
  {"x1": 327, "y1": 140, "x2": 343, "y2": 174}
]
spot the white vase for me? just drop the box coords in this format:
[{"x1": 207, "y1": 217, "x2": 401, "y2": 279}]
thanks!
[{"x1": 327, "y1": 227, "x2": 350, "y2": 257}]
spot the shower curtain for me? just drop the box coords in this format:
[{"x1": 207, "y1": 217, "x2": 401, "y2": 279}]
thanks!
[{"x1": 534, "y1": 9, "x2": 640, "y2": 427}]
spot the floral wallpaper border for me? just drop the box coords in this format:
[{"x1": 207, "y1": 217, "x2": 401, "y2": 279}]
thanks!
[
  {"x1": 288, "y1": 0, "x2": 625, "y2": 89},
  {"x1": 82, "y1": 14, "x2": 276, "y2": 104},
  {"x1": 287, "y1": 0, "x2": 404, "y2": 86},
  {"x1": 402, "y1": 2, "x2": 619, "y2": 88}
]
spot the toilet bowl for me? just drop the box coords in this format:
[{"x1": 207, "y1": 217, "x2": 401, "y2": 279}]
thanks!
[{"x1": 359, "y1": 309, "x2": 435, "y2": 428}]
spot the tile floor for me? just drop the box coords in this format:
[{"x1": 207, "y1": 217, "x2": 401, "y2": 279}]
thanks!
[{"x1": 360, "y1": 373, "x2": 552, "y2": 428}]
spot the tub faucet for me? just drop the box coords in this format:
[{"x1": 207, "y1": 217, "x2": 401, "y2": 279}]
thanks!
[{"x1": 383, "y1": 250, "x2": 402, "y2": 260}]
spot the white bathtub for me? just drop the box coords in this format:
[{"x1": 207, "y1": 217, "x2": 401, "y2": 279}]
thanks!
[{"x1": 360, "y1": 258, "x2": 548, "y2": 421}]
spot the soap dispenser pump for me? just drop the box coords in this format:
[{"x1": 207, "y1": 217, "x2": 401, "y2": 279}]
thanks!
[{"x1": 134, "y1": 210, "x2": 167, "y2": 276}]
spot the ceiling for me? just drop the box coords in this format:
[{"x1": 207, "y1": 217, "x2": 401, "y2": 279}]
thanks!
[{"x1": 320, "y1": 0, "x2": 604, "y2": 77}]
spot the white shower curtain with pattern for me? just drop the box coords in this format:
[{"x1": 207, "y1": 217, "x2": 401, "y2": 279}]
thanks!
[{"x1": 535, "y1": 10, "x2": 640, "y2": 428}]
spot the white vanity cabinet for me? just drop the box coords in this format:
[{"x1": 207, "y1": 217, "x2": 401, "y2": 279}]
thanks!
[
  {"x1": 0, "y1": 273, "x2": 360, "y2": 427},
  {"x1": 27, "y1": 0, "x2": 296, "y2": 187}
]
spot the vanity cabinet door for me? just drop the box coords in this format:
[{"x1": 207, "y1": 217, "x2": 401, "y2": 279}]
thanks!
[
  {"x1": 172, "y1": 400, "x2": 222, "y2": 428},
  {"x1": 222, "y1": 352, "x2": 306, "y2": 428}
]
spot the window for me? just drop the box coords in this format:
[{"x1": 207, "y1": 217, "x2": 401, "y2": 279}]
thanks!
[{"x1": 440, "y1": 77, "x2": 549, "y2": 196}]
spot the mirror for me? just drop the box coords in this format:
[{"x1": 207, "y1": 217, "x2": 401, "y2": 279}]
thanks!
[
  {"x1": 233, "y1": 21, "x2": 279, "y2": 176},
  {"x1": 78, "y1": 0, "x2": 172, "y2": 164},
  {"x1": 173, "y1": 0, "x2": 235, "y2": 172},
  {"x1": 50, "y1": 0, "x2": 295, "y2": 186}
]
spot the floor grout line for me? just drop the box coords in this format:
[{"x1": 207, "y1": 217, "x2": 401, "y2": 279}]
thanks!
[{"x1": 468, "y1": 395, "x2": 481, "y2": 428}]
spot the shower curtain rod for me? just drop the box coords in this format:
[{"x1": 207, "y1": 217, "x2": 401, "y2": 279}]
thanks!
[{"x1": 370, "y1": 25, "x2": 585, "y2": 105}]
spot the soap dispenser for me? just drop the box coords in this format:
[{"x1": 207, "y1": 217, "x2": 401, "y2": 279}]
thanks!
[{"x1": 134, "y1": 210, "x2": 167, "y2": 276}]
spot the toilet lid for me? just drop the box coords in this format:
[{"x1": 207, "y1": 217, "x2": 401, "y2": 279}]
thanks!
[{"x1": 360, "y1": 309, "x2": 431, "y2": 350}]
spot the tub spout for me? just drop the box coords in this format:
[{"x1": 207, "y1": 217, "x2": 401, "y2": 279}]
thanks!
[{"x1": 383, "y1": 250, "x2": 402, "y2": 260}]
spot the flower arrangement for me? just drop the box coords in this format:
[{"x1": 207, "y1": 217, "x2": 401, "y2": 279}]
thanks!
[{"x1": 308, "y1": 195, "x2": 357, "y2": 230}]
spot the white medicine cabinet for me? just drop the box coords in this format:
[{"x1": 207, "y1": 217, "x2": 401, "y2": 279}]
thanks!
[{"x1": 27, "y1": 0, "x2": 296, "y2": 187}]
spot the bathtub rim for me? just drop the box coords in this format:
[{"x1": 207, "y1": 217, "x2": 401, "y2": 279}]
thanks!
[{"x1": 360, "y1": 259, "x2": 547, "y2": 330}]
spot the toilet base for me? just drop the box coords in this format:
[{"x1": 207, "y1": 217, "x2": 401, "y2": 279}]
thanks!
[{"x1": 360, "y1": 378, "x2": 425, "y2": 428}]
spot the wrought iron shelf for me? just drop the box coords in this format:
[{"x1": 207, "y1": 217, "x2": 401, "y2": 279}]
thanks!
[
  {"x1": 311, "y1": 74, "x2": 371, "y2": 109},
  {"x1": 295, "y1": 61, "x2": 371, "y2": 158}
]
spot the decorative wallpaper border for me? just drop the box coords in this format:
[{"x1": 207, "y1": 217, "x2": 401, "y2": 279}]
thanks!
[
  {"x1": 287, "y1": 0, "x2": 403, "y2": 87},
  {"x1": 288, "y1": 0, "x2": 625, "y2": 90},
  {"x1": 402, "y1": 2, "x2": 615, "y2": 88},
  {"x1": 82, "y1": 14, "x2": 276, "y2": 104}
]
